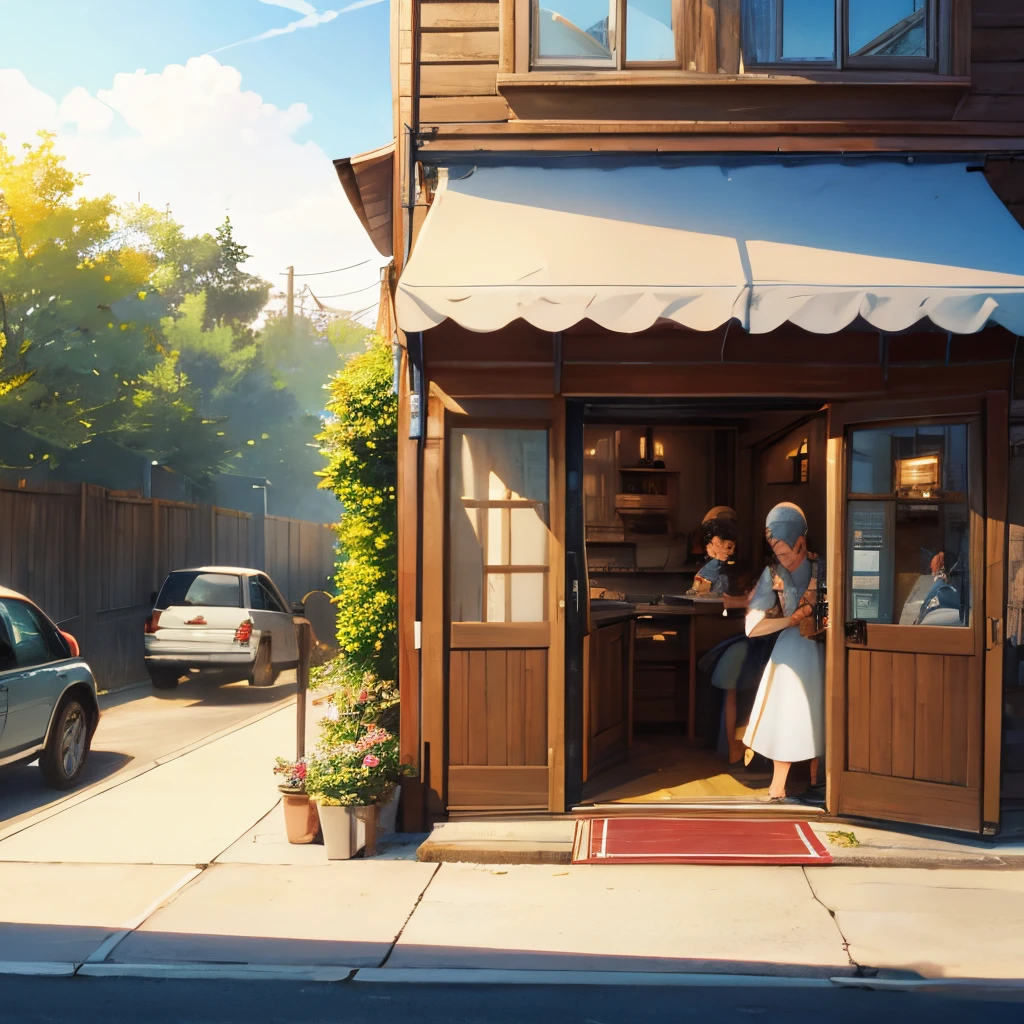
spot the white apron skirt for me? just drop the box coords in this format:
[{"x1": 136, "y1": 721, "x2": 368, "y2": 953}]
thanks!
[{"x1": 742, "y1": 626, "x2": 825, "y2": 763}]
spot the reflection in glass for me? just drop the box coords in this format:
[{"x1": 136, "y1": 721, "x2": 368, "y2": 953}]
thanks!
[
  {"x1": 849, "y1": 0, "x2": 929, "y2": 58},
  {"x1": 450, "y1": 428, "x2": 550, "y2": 623},
  {"x1": 846, "y1": 423, "x2": 970, "y2": 628},
  {"x1": 742, "y1": 0, "x2": 835, "y2": 64},
  {"x1": 849, "y1": 425, "x2": 967, "y2": 497},
  {"x1": 533, "y1": 0, "x2": 613, "y2": 62},
  {"x1": 626, "y1": 0, "x2": 675, "y2": 62}
]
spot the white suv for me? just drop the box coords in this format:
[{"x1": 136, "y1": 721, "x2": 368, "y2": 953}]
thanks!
[{"x1": 144, "y1": 567, "x2": 304, "y2": 689}]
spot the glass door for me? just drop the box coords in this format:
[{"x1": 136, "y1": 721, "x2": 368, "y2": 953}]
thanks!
[{"x1": 828, "y1": 407, "x2": 987, "y2": 831}]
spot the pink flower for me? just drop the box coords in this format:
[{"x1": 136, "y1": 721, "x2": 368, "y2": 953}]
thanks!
[
  {"x1": 358, "y1": 689, "x2": 369, "y2": 703},
  {"x1": 362, "y1": 754, "x2": 380, "y2": 768}
]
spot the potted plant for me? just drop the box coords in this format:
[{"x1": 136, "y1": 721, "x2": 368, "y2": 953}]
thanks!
[
  {"x1": 273, "y1": 756, "x2": 320, "y2": 845},
  {"x1": 305, "y1": 724, "x2": 413, "y2": 859}
]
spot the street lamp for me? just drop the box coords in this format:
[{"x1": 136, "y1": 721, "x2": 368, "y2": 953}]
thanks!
[{"x1": 252, "y1": 481, "x2": 271, "y2": 517}]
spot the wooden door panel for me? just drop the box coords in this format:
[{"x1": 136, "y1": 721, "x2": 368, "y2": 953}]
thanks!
[
  {"x1": 847, "y1": 648, "x2": 981, "y2": 789},
  {"x1": 448, "y1": 648, "x2": 548, "y2": 768}
]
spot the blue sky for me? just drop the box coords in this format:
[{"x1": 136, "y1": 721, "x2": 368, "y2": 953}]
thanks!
[
  {"x1": 0, "y1": 0, "x2": 392, "y2": 158},
  {"x1": 0, "y1": 1, "x2": 395, "y2": 310}
]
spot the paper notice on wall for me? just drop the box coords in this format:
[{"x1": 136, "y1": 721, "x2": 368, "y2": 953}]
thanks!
[
  {"x1": 852, "y1": 575, "x2": 880, "y2": 591},
  {"x1": 853, "y1": 549, "x2": 880, "y2": 573}
]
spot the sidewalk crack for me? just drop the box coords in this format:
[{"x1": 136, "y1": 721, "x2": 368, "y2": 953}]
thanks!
[
  {"x1": 802, "y1": 867, "x2": 870, "y2": 977},
  {"x1": 376, "y1": 863, "x2": 440, "y2": 969}
]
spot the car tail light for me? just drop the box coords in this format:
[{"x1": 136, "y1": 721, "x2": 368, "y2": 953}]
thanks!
[
  {"x1": 60, "y1": 631, "x2": 80, "y2": 657},
  {"x1": 144, "y1": 611, "x2": 162, "y2": 635},
  {"x1": 235, "y1": 620, "x2": 253, "y2": 644}
]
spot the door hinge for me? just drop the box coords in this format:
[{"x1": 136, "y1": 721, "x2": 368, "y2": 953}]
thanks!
[{"x1": 987, "y1": 617, "x2": 1002, "y2": 651}]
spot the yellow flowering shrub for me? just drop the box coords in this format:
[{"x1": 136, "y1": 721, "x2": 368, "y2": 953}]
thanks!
[{"x1": 317, "y1": 334, "x2": 397, "y2": 682}]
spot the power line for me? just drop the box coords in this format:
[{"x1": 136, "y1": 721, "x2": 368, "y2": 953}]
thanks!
[
  {"x1": 311, "y1": 281, "x2": 380, "y2": 299},
  {"x1": 283, "y1": 260, "x2": 373, "y2": 277}
]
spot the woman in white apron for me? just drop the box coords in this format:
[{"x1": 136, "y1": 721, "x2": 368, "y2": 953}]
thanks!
[{"x1": 743, "y1": 503, "x2": 825, "y2": 801}]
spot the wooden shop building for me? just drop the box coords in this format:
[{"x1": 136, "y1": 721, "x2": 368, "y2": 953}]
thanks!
[{"x1": 335, "y1": 0, "x2": 1024, "y2": 836}]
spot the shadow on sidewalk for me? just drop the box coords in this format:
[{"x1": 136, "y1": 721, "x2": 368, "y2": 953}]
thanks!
[
  {"x1": 0, "y1": 750, "x2": 133, "y2": 828},
  {"x1": 0, "y1": 919, "x2": 994, "y2": 985},
  {"x1": 149, "y1": 674, "x2": 297, "y2": 708}
]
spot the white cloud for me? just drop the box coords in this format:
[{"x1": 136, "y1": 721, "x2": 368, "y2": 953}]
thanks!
[
  {"x1": 212, "y1": 0, "x2": 386, "y2": 55},
  {"x1": 0, "y1": 57, "x2": 387, "y2": 319}
]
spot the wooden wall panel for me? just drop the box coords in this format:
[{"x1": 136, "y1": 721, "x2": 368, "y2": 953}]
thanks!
[
  {"x1": 890, "y1": 652, "x2": 917, "y2": 778},
  {"x1": 421, "y1": 2, "x2": 499, "y2": 30},
  {"x1": 447, "y1": 765, "x2": 549, "y2": 806}
]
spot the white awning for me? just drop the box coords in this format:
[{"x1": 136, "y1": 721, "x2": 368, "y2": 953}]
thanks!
[{"x1": 395, "y1": 160, "x2": 1024, "y2": 336}]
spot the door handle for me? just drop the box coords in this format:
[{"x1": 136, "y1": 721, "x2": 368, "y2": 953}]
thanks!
[
  {"x1": 845, "y1": 619, "x2": 867, "y2": 646},
  {"x1": 988, "y1": 617, "x2": 1002, "y2": 651},
  {"x1": 568, "y1": 551, "x2": 581, "y2": 614}
]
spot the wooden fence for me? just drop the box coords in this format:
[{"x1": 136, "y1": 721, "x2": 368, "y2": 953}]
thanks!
[{"x1": 0, "y1": 481, "x2": 337, "y2": 690}]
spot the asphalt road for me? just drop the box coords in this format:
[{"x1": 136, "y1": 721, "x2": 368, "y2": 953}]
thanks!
[
  {"x1": 0, "y1": 978, "x2": 1020, "y2": 1024},
  {"x1": 0, "y1": 670, "x2": 297, "y2": 831}
]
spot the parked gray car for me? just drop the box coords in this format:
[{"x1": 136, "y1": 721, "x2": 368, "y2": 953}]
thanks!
[{"x1": 0, "y1": 586, "x2": 100, "y2": 789}]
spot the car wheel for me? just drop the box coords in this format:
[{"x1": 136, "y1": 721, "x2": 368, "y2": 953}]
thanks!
[
  {"x1": 40, "y1": 699, "x2": 92, "y2": 790},
  {"x1": 248, "y1": 640, "x2": 274, "y2": 687},
  {"x1": 150, "y1": 669, "x2": 180, "y2": 690}
]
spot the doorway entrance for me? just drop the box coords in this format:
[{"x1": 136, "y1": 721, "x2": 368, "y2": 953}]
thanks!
[{"x1": 571, "y1": 400, "x2": 829, "y2": 810}]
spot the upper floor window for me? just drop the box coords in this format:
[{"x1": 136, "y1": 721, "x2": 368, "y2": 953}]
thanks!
[
  {"x1": 744, "y1": 0, "x2": 936, "y2": 69},
  {"x1": 530, "y1": 0, "x2": 940, "y2": 71}
]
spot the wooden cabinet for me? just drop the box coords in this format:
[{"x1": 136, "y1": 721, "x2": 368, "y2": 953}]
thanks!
[{"x1": 584, "y1": 619, "x2": 633, "y2": 779}]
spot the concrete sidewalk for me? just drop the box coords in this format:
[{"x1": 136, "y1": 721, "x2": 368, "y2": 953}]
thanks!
[{"x1": 1, "y1": 705, "x2": 1023, "y2": 987}]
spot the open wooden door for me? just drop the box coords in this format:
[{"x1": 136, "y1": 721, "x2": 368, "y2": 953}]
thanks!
[
  {"x1": 442, "y1": 401, "x2": 566, "y2": 814},
  {"x1": 826, "y1": 395, "x2": 1007, "y2": 833}
]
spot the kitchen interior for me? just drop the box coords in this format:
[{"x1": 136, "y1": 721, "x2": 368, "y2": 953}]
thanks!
[{"x1": 579, "y1": 401, "x2": 828, "y2": 807}]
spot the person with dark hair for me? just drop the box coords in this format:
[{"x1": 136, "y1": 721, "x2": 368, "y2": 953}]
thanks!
[{"x1": 690, "y1": 506, "x2": 740, "y2": 596}]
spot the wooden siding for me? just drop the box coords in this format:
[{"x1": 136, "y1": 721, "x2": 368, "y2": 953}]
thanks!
[
  {"x1": 419, "y1": 0, "x2": 509, "y2": 122},
  {"x1": 414, "y1": 0, "x2": 1024, "y2": 145}
]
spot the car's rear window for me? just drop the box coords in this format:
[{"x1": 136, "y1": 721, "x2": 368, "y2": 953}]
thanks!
[{"x1": 157, "y1": 572, "x2": 242, "y2": 608}]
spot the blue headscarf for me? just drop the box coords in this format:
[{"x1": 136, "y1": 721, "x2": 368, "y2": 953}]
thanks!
[{"x1": 765, "y1": 502, "x2": 807, "y2": 548}]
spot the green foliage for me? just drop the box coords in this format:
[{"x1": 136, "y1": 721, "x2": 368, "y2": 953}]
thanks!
[
  {"x1": 0, "y1": 134, "x2": 159, "y2": 455},
  {"x1": 0, "y1": 134, "x2": 352, "y2": 504},
  {"x1": 317, "y1": 335, "x2": 397, "y2": 680}
]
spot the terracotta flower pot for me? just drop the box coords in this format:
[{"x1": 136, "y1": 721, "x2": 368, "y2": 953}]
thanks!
[{"x1": 279, "y1": 787, "x2": 320, "y2": 844}]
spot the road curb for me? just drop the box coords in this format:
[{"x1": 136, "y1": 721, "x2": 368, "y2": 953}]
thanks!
[
  {"x1": 0, "y1": 961, "x2": 78, "y2": 978},
  {"x1": 351, "y1": 968, "x2": 837, "y2": 987},
  {"x1": 77, "y1": 963, "x2": 356, "y2": 983},
  {"x1": 96, "y1": 678, "x2": 152, "y2": 699},
  {"x1": 0, "y1": 699, "x2": 295, "y2": 846}
]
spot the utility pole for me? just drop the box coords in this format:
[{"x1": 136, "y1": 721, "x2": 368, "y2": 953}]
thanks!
[{"x1": 286, "y1": 266, "x2": 294, "y2": 328}]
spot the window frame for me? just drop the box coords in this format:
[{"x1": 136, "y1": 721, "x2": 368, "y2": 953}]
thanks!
[
  {"x1": 742, "y1": 0, "x2": 941, "y2": 73},
  {"x1": 530, "y1": 0, "x2": 685, "y2": 71},
  {"x1": 524, "y1": 0, "x2": 952, "y2": 74}
]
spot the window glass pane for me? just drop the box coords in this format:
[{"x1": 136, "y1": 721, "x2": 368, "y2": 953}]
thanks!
[
  {"x1": 157, "y1": 571, "x2": 241, "y2": 608},
  {"x1": 511, "y1": 574, "x2": 546, "y2": 622},
  {"x1": 511, "y1": 506, "x2": 550, "y2": 565},
  {"x1": 249, "y1": 578, "x2": 267, "y2": 610},
  {"x1": 487, "y1": 508, "x2": 506, "y2": 565},
  {"x1": 849, "y1": 0, "x2": 929, "y2": 58},
  {"x1": 850, "y1": 425, "x2": 968, "y2": 497},
  {"x1": 487, "y1": 574, "x2": 508, "y2": 622},
  {"x1": 626, "y1": 0, "x2": 675, "y2": 62},
  {"x1": 450, "y1": 428, "x2": 550, "y2": 622},
  {"x1": 533, "y1": 0, "x2": 613, "y2": 61},
  {"x1": 0, "y1": 600, "x2": 53, "y2": 668},
  {"x1": 847, "y1": 423, "x2": 971, "y2": 629},
  {"x1": 742, "y1": 0, "x2": 835, "y2": 63}
]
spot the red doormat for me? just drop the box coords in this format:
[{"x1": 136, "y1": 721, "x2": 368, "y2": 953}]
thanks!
[{"x1": 572, "y1": 818, "x2": 833, "y2": 866}]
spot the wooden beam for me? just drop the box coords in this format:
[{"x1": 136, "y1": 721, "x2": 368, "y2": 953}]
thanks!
[
  {"x1": 421, "y1": 390, "x2": 448, "y2": 819},
  {"x1": 984, "y1": 390, "x2": 1010, "y2": 831}
]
